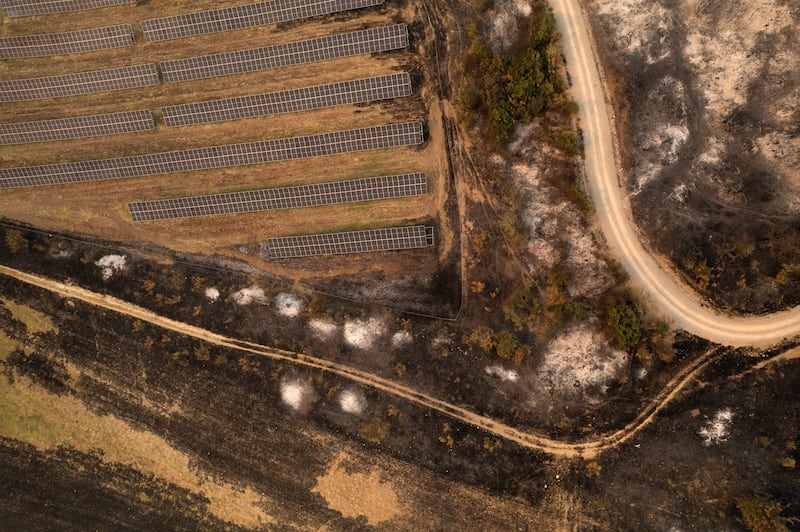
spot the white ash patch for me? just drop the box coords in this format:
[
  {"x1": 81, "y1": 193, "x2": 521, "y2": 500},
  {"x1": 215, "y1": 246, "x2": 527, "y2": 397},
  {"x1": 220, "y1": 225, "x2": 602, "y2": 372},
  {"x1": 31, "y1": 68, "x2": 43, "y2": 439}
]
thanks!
[
  {"x1": 204, "y1": 287, "x2": 220, "y2": 302},
  {"x1": 667, "y1": 183, "x2": 690, "y2": 204},
  {"x1": 391, "y1": 330, "x2": 412, "y2": 348},
  {"x1": 232, "y1": 286, "x2": 268, "y2": 306},
  {"x1": 485, "y1": 365, "x2": 519, "y2": 383},
  {"x1": 343, "y1": 318, "x2": 385, "y2": 349},
  {"x1": 274, "y1": 292, "x2": 304, "y2": 317},
  {"x1": 309, "y1": 319, "x2": 338, "y2": 340},
  {"x1": 699, "y1": 409, "x2": 734, "y2": 446},
  {"x1": 280, "y1": 379, "x2": 311, "y2": 412},
  {"x1": 536, "y1": 324, "x2": 628, "y2": 396},
  {"x1": 338, "y1": 389, "x2": 366, "y2": 415},
  {"x1": 95, "y1": 254, "x2": 127, "y2": 281}
]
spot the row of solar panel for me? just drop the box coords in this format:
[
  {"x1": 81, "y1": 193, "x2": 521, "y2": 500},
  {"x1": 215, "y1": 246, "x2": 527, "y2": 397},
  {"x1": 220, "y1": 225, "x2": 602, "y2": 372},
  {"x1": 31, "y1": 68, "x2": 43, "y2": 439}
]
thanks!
[
  {"x1": 0, "y1": 24, "x2": 408, "y2": 102},
  {"x1": 0, "y1": 24, "x2": 134, "y2": 59},
  {"x1": 159, "y1": 24, "x2": 408, "y2": 82},
  {"x1": 0, "y1": 121, "x2": 424, "y2": 188},
  {"x1": 0, "y1": 73, "x2": 411, "y2": 145},
  {"x1": 141, "y1": 0, "x2": 384, "y2": 42},
  {"x1": 266, "y1": 225, "x2": 434, "y2": 258},
  {"x1": 1, "y1": 0, "x2": 384, "y2": 57},
  {"x1": 161, "y1": 72, "x2": 410, "y2": 127},
  {"x1": 1, "y1": 0, "x2": 380, "y2": 42},
  {"x1": 0, "y1": 0, "x2": 133, "y2": 18},
  {"x1": 0, "y1": 109, "x2": 155, "y2": 145},
  {"x1": 128, "y1": 172, "x2": 428, "y2": 221}
]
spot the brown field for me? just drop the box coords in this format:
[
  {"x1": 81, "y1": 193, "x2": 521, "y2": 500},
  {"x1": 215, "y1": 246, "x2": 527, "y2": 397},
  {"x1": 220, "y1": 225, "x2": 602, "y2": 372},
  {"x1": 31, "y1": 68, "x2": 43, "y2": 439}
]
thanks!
[{"x1": 0, "y1": 0, "x2": 450, "y2": 278}]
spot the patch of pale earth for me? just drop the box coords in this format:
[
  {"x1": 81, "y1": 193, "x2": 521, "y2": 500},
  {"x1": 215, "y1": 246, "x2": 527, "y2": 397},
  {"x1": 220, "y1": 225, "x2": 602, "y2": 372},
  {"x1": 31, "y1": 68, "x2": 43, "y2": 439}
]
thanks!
[
  {"x1": 343, "y1": 318, "x2": 385, "y2": 349},
  {"x1": 563, "y1": 225, "x2": 615, "y2": 298},
  {"x1": 536, "y1": 324, "x2": 627, "y2": 396},
  {"x1": 391, "y1": 330, "x2": 412, "y2": 348},
  {"x1": 204, "y1": 287, "x2": 220, "y2": 302},
  {"x1": 95, "y1": 254, "x2": 127, "y2": 281},
  {"x1": 280, "y1": 379, "x2": 311, "y2": 411},
  {"x1": 684, "y1": 0, "x2": 792, "y2": 119},
  {"x1": 755, "y1": 132, "x2": 800, "y2": 212},
  {"x1": 699, "y1": 408, "x2": 734, "y2": 446},
  {"x1": 484, "y1": 365, "x2": 520, "y2": 382},
  {"x1": 232, "y1": 286, "x2": 268, "y2": 306},
  {"x1": 512, "y1": 163, "x2": 613, "y2": 296},
  {"x1": 633, "y1": 77, "x2": 689, "y2": 191},
  {"x1": 338, "y1": 389, "x2": 366, "y2": 415},
  {"x1": 274, "y1": 292, "x2": 304, "y2": 317},
  {"x1": 594, "y1": 0, "x2": 673, "y2": 55},
  {"x1": 486, "y1": 0, "x2": 533, "y2": 52},
  {"x1": 312, "y1": 453, "x2": 402, "y2": 526},
  {"x1": 0, "y1": 375, "x2": 274, "y2": 528},
  {"x1": 309, "y1": 319, "x2": 338, "y2": 340},
  {"x1": 696, "y1": 137, "x2": 726, "y2": 167}
]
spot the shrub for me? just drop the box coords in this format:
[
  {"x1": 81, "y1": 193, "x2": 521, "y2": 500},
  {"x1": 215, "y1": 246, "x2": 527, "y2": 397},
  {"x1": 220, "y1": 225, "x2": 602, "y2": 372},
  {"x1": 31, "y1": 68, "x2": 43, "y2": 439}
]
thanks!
[{"x1": 736, "y1": 495, "x2": 794, "y2": 532}]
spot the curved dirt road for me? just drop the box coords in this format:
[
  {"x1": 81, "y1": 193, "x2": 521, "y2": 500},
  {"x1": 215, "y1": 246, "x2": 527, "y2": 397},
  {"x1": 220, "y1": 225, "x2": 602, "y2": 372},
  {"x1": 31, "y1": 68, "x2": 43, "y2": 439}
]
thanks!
[
  {"x1": 549, "y1": 0, "x2": 800, "y2": 348},
  {"x1": 0, "y1": 264, "x2": 750, "y2": 459}
]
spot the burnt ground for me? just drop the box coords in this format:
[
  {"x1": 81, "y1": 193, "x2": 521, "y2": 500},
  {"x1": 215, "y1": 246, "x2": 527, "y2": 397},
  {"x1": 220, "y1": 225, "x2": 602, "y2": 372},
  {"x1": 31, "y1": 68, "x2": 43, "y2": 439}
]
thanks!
[
  {"x1": 1, "y1": 261, "x2": 799, "y2": 528},
  {"x1": 584, "y1": 0, "x2": 800, "y2": 314}
]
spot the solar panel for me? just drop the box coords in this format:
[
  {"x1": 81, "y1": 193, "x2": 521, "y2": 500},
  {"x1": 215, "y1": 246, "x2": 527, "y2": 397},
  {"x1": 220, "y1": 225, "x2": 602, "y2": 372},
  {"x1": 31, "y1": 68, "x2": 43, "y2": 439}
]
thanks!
[
  {"x1": 160, "y1": 24, "x2": 408, "y2": 83},
  {"x1": 0, "y1": 25, "x2": 134, "y2": 59},
  {"x1": 0, "y1": 121, "x2": 424, "y2": 188},
  {"x1": 1, "y1": 0, "x2": 135, "y2": 18},
  {"x1": 266, "y1": 225, "x2": 434, "y2": 258},
  {"x1": 0, "y1": 64, "x2": 159, "y2": 102},
  {"x1": 128, "y1": 172, "x2": 427, "y2": 221},
  {"x1": 162, "y1": 73, "x2": 412, "y2": 127},
  {"x1": 142, "y1": 0, "x2": 384, "y2": 42},
  {"x1": 0, "y1": 110, "x2": 154, "y2": 145}
]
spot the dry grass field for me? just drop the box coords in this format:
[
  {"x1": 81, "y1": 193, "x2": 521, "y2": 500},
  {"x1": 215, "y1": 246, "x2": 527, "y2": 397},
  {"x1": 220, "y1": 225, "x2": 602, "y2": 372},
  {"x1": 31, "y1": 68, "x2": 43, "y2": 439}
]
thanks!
[{"x1": 0, "y1": 0, "x2": 450, "y2": 278}]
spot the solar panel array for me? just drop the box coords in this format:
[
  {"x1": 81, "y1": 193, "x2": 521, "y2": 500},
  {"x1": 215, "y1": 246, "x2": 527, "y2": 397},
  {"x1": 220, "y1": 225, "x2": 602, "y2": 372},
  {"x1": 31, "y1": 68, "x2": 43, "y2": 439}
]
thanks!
[
  {"x1": 162, "y1": 73, "x2": 411, "y2": 127},
  {"x1": 0, "y1": 110, "x2": 154, "y2": 145},
  {"x1": 0, "y1": 64, "x2": 159, "y2": 102},
  {"x1": 142, "y1": 0, "x2": 384, "y2": 42},
  {"x1": 266, "y1": 225, "x2": 434, "y2": 258},
  {"x1": 1, "y1": 0, "x2": 135, "y2": 18},
  {"x1": 0, "y1": 25, "x2": 134, "y2": 59},
  {"x1": 160, "y1": 24, "x2": 408, "y2": 83},
  {"x1": 0, "y1": 122, "x2": 424, "y2": 188},
  {"x1": 128, "y1": 172, "x2": 427, "y2": 221}
]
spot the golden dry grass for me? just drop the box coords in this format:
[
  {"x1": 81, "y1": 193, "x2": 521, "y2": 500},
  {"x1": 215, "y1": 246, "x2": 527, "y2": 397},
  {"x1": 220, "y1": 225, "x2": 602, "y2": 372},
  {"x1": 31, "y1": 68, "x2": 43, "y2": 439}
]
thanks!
[
  {"x1": 0, "y1": 297, "x2": 56, "y2": 335},
  {"x1": 0, "y1": 0, "x2": 450, "y2": 276},
  {"x1": 312, "y1": 452, "x2": 403, "y2": 525},
  {"x1": 0, "y1": 329, "x2": 18, "y2": 361},
  {"x1": 0, "y1": 373, "x2": 275, "y2": 528}
]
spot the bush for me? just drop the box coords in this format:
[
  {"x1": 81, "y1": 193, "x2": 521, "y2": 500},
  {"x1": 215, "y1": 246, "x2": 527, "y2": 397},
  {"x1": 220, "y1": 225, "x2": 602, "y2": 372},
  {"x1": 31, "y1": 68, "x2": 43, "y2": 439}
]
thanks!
[
  {"x1": 736, "y1": 495, "x2": 794, "y2": 532},
  {"x1": 604, "y1": 297, "x2": 642, "y2": 352}
]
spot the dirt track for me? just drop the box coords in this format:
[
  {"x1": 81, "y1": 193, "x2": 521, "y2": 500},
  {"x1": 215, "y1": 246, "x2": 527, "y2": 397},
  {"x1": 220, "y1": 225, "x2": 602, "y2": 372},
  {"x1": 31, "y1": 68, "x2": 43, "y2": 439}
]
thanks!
[
  {"x1": 550, "y1": 0, "x2": 800, "y2": 348},
  {"x1": 0, "y1": 264, "x2": 771, "y2": 459}
]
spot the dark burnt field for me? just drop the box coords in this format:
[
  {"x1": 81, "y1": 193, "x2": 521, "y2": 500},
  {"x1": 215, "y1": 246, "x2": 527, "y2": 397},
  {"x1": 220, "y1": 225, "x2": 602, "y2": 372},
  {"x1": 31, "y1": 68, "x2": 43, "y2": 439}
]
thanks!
[{"x1": 584, "y1": 0, "x2": 800, "y2": 314}]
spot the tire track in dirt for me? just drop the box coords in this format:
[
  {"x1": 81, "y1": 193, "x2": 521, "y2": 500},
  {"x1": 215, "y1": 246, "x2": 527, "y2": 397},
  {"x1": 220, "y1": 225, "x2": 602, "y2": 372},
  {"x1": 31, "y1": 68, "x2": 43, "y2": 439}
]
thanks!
[{"x1": 1, "y1": 264, "x2": 776, "y2": 459}]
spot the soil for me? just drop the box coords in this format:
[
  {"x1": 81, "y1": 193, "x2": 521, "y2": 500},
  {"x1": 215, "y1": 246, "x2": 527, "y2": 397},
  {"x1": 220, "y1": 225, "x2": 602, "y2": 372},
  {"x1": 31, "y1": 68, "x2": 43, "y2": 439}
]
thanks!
[{"x1": 583, "y1": 0, "x2": 800, "y2": 314}]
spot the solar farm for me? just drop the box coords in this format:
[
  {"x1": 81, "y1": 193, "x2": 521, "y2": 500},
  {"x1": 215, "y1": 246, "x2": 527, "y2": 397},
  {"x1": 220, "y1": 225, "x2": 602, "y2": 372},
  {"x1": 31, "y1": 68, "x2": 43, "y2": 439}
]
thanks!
[{"x1": 0, "y1": 0, "x2": 449, "y2": 272}]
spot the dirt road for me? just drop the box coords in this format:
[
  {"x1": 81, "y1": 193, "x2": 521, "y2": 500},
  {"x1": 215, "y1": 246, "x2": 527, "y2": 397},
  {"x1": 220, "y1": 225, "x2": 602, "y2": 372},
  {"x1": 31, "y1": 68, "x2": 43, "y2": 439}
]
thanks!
[
  {"x1": 0, "y1": 264, "x2": 747, "y2": 458},
  {"x1": 549, "y1": 0, "x2": 800, "y2": 348}
]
